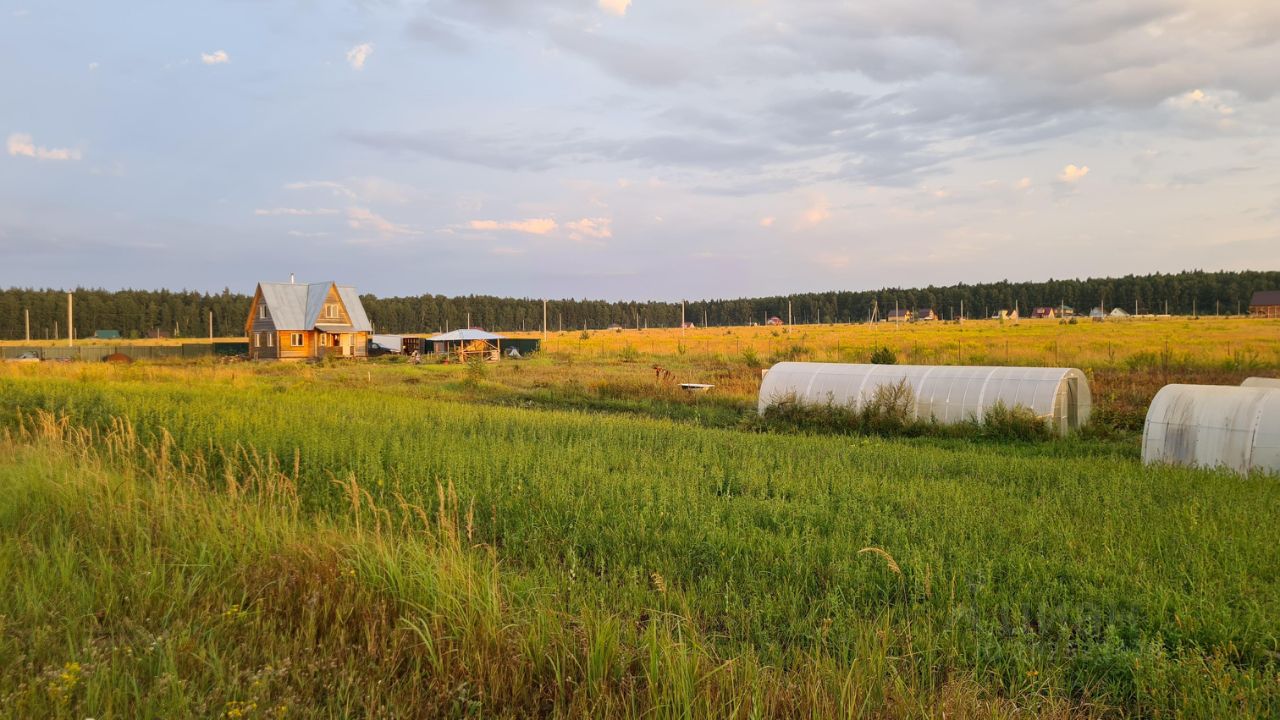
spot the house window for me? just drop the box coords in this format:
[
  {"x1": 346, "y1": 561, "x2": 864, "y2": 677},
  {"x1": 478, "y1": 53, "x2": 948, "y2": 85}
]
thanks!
[
  {"x1": 291, "y1": 333, "x2": 304, "y2": 347},
  {"x1": 254, "y1": 332, "x2": 261, "y2": 348},
  {"x1": 267, "y1": 333, "x2": 273, "y2": 347},
  {"x1": 259, "y1": 305, "x2": 268, "y2": 319},
  {"x1": 324, "y1": 303, "x2": 340, "y2": 319}
]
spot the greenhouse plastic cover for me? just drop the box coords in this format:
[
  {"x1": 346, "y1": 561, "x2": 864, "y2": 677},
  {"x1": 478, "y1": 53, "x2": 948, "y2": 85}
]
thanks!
[
  {"x1": 757, "y1": 362, "x2": 1091, "y2": 432},
  {"x1": 1142, "y1": 384, "x2": 1280, "y2": 475}
]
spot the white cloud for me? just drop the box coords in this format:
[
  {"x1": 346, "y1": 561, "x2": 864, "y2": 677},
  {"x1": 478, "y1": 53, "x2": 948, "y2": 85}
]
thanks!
[
  {"x1": 1015, "y1": 177, "x2": 1032, "y2": 190},
  {"x1": 599, "y1": 0, "x2": 631, "y2": 17},
  {"x1": 348, "y1": 207, "x2": 419, "y2": 236},
  {"x1": 254, "y1": 208, "x2": 339, "y2": 216},
  {"x1": 566, "y1": 217, "x2": 612, "y2": 242},
  {"x1": 6, "y1": 133, "x2": 80, "y2": 161},
  {"x1": 201, "y1": 50, "x2": 229, "y2": 65},
  {"x1": 801, "y1": 195, "x2": 830, "y2": 226},
  {"x1": 346, "y1": 43, "x2": 374, "y2": 70},
  {"x1": 1058, "y1": 164, "x2": 1090, "y2": 183},
  {"x1": 759, "y1": 216, "x2": 775, "y2": 227},
  {"x1": 284, "y1": 180, "x2": 356, "y2": 198},
  {"x1": 88, "y1": 62, "x2": 99, "y2": 71},
  {"x1": 468, "y1": 218, "x2": 558, "y2": 235}
]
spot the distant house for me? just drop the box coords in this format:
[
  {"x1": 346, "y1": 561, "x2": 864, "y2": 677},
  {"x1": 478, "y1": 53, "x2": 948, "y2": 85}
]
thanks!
[
  {"x1": 766, "y1": 316, "x2": 784, "y2": 326},
  {"x1": 147, "y1": 328, "x2": 172, "y2": 340},
  {"x1": 681, "y1": 321, "x2": 696, "y2": 329},
  {"x1": 93, "y1": 329, "x2": 121, "y2": 340},
  {"x1": 916, "y1": 308, "x2": 938, "y2": 321},
  {"x1": 887, "y1": 309, "x2": 913, "y2": 322},
  {"x1": 245, "y1": 279, "x2": 373, "y2": 360},
  {"x1": 1250, "y1": 290, "x2": 1280, "y2": 318},
  {"x1": 1032, "y1": 307, "x2": 1056, "y2": 319},
  {"x1": 992, "y1": 309, "x2": 1019, "y2": 320},
  {"x1": 1109, "y1": 307, "x2": 1131, "y2": 319},
  {"x1": 1089, "y1": 307, "x2": 1106, "y2": 321}
]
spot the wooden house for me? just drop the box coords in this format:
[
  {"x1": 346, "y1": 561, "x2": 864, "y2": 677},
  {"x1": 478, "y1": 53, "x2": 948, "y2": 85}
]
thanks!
[
  {"x1": 887, "y1": 309, "x2": 913, "y2": 322},
  {"x1": 916, "y1": 308, "x2": 938, "y2": 321},
  {"x1": 1032, "y1": 307, "x2": 1056, "y2": 319},
  {"x1": 244, "y1": 280, "x2": 373, "y2": 360},
  {"x1": 1250, "y1": 290, "x2": 1280, "y2": 318}
]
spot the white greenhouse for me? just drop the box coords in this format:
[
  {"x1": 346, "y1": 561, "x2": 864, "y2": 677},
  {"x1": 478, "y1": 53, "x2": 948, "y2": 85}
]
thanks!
[
  {"x1": 757, "y1": 362, "x2": 1092, "y2": 435},
  {"x1": 1242, "y1": 377, "x2": 1280, "y2": 390},
  {"x1": 1142, "y1": 384, "x2": 1280, "y2": 475}
]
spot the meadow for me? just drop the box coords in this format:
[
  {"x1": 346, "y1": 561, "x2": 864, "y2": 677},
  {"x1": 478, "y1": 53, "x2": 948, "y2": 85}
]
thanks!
[{"x1": 1, "y1": 318, "x2": 1279, "y2": 718}]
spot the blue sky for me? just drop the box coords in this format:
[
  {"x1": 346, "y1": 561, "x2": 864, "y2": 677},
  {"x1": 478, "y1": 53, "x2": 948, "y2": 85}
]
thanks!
[{"x1": 3, "y1": 0, "x2": 1279, "y2": 299}]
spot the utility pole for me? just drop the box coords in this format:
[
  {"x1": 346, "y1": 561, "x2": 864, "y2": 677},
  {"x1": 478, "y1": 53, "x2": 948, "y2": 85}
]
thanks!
[
  {"x1": 895, "y1": 298, "x2": 900, "y2": 329},
  {"x1": 25, "y1": 308, "x2": 30, "y2": 342},
  {"x1": 680, "y1": 301, "x2": 686, "y2": 336},
  {"x1": 703, "y1": 307, "x2": 708, "y2": 329},
  {"x1": 67, "y1": 292, "x2": 74, "y2": 347},
  {"x1": 542, "y1": 299, "x2": 548, "y2": 342},
  {"x1": 787, "y1": 299, "x2": 793, "y2": 328},
  {"x1": 208, "y1": 310, "x2": 214, "y2": 339}
]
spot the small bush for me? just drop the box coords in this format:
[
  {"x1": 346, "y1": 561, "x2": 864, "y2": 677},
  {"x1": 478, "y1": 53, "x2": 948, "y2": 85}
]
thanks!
[
  {"x1": 579, "y1": 330, "x2": 591, "y2": 340},
  {"x1": 618, "y1": 344, "x2": 641, "y2": 363},
  {"x1": 980, "y1": 402, "x2": 1051, "y2": 441},
  {"x1": 741, "y1": 348, "x2": 761, "y2": 368},
  {"x1": 869, "y1": 346, "x2": 897, "y2": 365},
  {"x1": 464, "y1": 358, "x2": 489, "y2": 386}
]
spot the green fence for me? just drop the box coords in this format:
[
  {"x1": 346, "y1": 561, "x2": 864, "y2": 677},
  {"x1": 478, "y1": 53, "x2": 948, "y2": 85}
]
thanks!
[{"x1": 2, "y1": 342, "x2": 249, "y2": 362}]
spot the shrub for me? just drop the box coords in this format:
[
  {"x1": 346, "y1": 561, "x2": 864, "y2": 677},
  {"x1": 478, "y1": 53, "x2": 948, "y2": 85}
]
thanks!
[
  {"x1": 741, "y1": 348, "x2": 762, "y2": 368},
  {"x1": 618, "y1": 344, "x2": 641, "y2": 363},
  {"x1": 859, "y1": 380, "x2": 914, "y2": 433},
  {"x1": 869, "y1": 346, "x2": 898, "y2": 365},
  {"x1": 980, "y1": 402, "x2": 1052, "y2": 441},
  {"x1": 579, "y1": 330, "x2": 591, "y2": 340},
  {"x1": 464, "y1": 358, "x2": 488, "y2": 386}
]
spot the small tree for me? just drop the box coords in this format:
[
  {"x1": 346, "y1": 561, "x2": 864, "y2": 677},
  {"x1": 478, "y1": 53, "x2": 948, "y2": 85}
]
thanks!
[{"x1": 869, "y1": 346, "x2": 897, "y2": 365}]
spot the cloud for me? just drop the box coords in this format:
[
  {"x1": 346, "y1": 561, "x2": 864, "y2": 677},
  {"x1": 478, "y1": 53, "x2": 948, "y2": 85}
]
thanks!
[
  {"x1": 88, "y1": 62, "x2": 99, "y2": 71},
  {"x1": 468, "y1": 218, "x2": 558, "y2": 235},
  {"x1": 598, "y1": 0, "x2": 630, "y2": 17},
  {"x1": 346, "y1": 43, "x2": 374, "y2": 70},
  {"x1": 284, "y1": 180, "x2": 356, "y2": 198},
  {"x1": 801, "y1": 196, "x2": 831, "y2": 226},
  {"x1": 1058, "y1": 164, "x2": 1090, "y2": 183},
  {"x1": 566, "y1": 217, "x2": 612, "y2": 242},
  {"x1": 1015, "y1": 177, "x2": 1032, "y2": 190},
  {"x1": 6, "y1": 133, "x2": 80, "y2": 161},
  {"x1": 200, "y1": 50, "x2": 229, "y2": 65},
  {"x1": 489, "y1": 246, "x2": 526, "y2": 256},
  {"x1": 253, "y1": 208, "x2": 339, "y2": 216},
  {"x1": 347, "y1": 207, "x2": 419, "y2": 237},
  {"x1": 759, "y1": 216, "x2": 775, "y2": 227}
]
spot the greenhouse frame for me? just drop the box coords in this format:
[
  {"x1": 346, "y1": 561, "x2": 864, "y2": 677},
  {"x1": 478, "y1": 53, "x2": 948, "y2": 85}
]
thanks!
[
  {"x1": 1142, "y1": 384, "x2": 1280, "y2": 476},
  {"x1": 757, "y1": 362, "x2": 1092, "y2": 436}
]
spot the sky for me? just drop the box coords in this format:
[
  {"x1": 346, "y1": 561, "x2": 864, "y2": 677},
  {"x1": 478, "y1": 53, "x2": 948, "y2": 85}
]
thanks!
[{"x1": 2, "y1": 0, "x2": 1279, "y2": 300}]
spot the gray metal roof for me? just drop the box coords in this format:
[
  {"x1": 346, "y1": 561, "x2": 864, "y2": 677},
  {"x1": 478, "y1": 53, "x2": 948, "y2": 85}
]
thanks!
[
  {"x1": 429, "y1": 329, "x2": 504, "y2": 342},
  {"x1": 256, "y1": 281, "x2": 373, "y2": 332},
  {"x1": 1252, "y1": 290, "x2": 1280, "y2": 306}
]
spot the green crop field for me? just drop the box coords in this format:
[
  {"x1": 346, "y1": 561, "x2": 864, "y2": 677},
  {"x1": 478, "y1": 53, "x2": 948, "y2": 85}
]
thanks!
[{"x1": 1, "y1": 358, "x2": 1278, "y2": 718}]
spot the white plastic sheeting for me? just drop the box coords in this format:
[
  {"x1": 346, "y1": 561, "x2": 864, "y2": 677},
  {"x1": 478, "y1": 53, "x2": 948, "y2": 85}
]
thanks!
[
  {"x1": 757, "y1": 362, "x2": 1091, "y2": 435},
  {"x1": 1242, "y1": 377, "x2": 1280, "y2": 389},
  {"x1": 1142, "y1": 384, "x2": 1280, "y2": 475}
]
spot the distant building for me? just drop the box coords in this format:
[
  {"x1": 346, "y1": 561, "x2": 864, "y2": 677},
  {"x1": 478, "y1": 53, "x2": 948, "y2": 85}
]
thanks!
[
  {"x1": 887, "y1": 309, "x2": 913, "y2": 322},
  {"x1": 245, "y1": 279, "x2": 373, "y2": 360},
  {"x1": 93, "y1": 329, "x2": 121, "y2": 340},
  {"x1": 1089, "y1": 307, "x2": 1106, "y2": 321},
  {"x1": 1032, "y1": 307, "x2": 1056, "y2": 319},
  {"x1": 916, "y1": 308, "x2": 939, "y2": 321},
  {"x1": 147, "y1": 328, "x2": 172, "y2": 340},
  {"x1": 1250, "y1": 290, "x2": 1280, "y2": 318},
  {"x1": 1109, "y1": 307, "x2": 1131, "y2": 319},
  {"x1": 992, "y1": 309, "x2": 1019, "y2": 320},
  {"x1": 681, "y1": 321, "x2": 696, "y2": 329},
  {"x1": 766, "y1": 316, "x2": 784, "y2": 326}
]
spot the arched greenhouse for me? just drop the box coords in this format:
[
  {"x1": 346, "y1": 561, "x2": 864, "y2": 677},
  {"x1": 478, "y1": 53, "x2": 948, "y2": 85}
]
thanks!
[
  {"x1": 757, "y1": 362, "x2": 1091, "y2": 435},
  {"x1": 1142, "y1": 384, "x2": 1280, "y2": 475},
  {"x1": 1241, "y1": 377, "x2": 1280, "y2": 390}
]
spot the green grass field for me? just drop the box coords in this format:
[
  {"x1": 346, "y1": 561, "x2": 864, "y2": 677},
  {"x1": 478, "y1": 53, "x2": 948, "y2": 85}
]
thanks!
[{"x1": 1, "y1": 359, "x2": 1278, "y2": 718}]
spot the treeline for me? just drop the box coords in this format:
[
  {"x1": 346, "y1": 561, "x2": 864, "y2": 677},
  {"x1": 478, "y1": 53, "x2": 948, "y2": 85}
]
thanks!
[{"x1": 1, "y1": 270, "x2": 1276, "y2": 340}]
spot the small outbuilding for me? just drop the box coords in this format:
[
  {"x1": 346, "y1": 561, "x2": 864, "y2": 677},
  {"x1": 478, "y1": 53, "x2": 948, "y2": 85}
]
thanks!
[
  {"x1": 1142, "y1": 384, "x2": 1280, "y2": 475},
  {"x1": 758, "y1": 362, "x2": 1091, "y2": 435},
  {"x1": 94, "y1": 329, "x2": 122, "y2": 340},
  {"x1": 1250, "y1": 290, "x2": 1280, "y2": 318}
]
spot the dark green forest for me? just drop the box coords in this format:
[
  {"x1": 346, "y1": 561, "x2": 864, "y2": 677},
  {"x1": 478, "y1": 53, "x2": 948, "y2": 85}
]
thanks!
[{"x1": 1, "y1": 270, "x2": 1277, "y2": 340}]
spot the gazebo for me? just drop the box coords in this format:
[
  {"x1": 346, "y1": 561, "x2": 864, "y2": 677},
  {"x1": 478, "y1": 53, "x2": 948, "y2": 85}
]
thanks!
[{"x1": 427, "y1": 329, "x2": 505, "y2": 362}]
